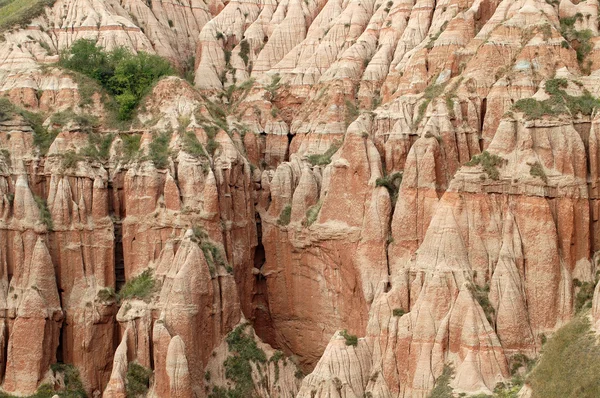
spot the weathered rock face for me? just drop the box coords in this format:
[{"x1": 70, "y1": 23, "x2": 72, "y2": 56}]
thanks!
[{"x1": 3, "y1": 0, "x2": 600, "y2": 396}]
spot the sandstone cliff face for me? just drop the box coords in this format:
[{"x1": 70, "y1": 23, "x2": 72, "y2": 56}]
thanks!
[{"x1": 1, "y1": 0, "x2": 600, "y2": 396}]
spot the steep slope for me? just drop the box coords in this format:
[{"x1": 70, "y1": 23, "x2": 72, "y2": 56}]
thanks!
[{"x1": 0, "y1": 0, "x2": 600, "y2": 396}]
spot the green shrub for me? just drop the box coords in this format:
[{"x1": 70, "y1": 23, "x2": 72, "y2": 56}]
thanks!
[
  {"x1": 305, "y1": 200, "x2": 322, "y2": 226},
  {"x1": 47, "y1": 363, "x2": 86, "y2": 398},
  {"x1": 121, "y1": 134, "x2": 141, "y2": 162},
  {"x1": 149, "y1": 131, "x2": 171, "y2": 169},
  {"x1": 344, "y1": 99, "x2": 359, "y2": 127},
  {"x1": 118, "y1": 269, "x2": 155, "y2": 301},
  {"x1": 277, "y1": 204, "x2": 292, "y2": 226},
  {"x1": 60, "y1": 150, "x2": 82, "y2": 170},
  {"x1": 97, "y1": 287, "x2": 116, "y2": 302},
  {"x1": 59, "y1": 39, "x2": 173, "y2": 120},
  {"x1": 126, "y1": 362, "x2": 152, "y2": 398},
  {"x1": 181, "y1": 131, "x2": 207, "y2": 159},
  {"x1": 33, "y1": 194, "x2": 53, "y2": 231},
  {"x1": 530, "y1": 161, "x2": 547, "y2": 183},
  {"x1": 340, "y1": 329, "x2": 358, "y2": 346},
  {"x1": 214, "y1": 324, "x2": 267, "y2": 397},
  {"x1": 392, "y1": 308, "x2": 405, "y2": 317},
  {"x1": 80, "y1": 133, "x2": 113, "y2": 161},
  {"x1": 50, "y1": 110, "x2": 98, "y2": 133},
  {"x1": 239, "y1": 39, "x2": 250, "y2": 66},
  {"x1": 428, "y1": 364, "x2": 453, "y2": 398},
  {"x1": 527, "y1": 314, "x2": 600, "y2": 397},
  {"x1": 465, "y1": 151, "x2": 504, "y2": 180},
  {"x1": 376, "y1": 172, "x2": 403, "y2": 204},
  {"x1": 514, "y1": 78, "x2": 600, "y2": 119},
  {"x1": 559, "y1": 15, "x2": 593, "y2": 70},
  {"x1": 0, "y1": 98, "x2": 56, "y2": 154},
  {"x1": 307, "y1": 140, "x2": 342, "y2": 166},
  {"x1": 467, "y1": 283, "x2": 495, "y2": 325},
  {"x1": 574, "y1": 278, "x2": 596, "y2": 313}
]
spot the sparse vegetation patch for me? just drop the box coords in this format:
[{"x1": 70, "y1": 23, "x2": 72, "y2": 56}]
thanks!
[{"x1": 465, "y1": 151, "x2": 504, "y2": 180}]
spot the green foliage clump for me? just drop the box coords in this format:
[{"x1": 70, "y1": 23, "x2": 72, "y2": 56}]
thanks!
[
  {"x1": 465, "y1": 151, "x2": 504, "y2": 180},
  {"x1": 217, "y1": 324, "x2": 267, "y2": 397},
  {"x1": 121, "y1": 134, "x2": 142, "y2": 162},
  {"x1": 148, "y1": 131, "x2": 171, "y2": 169},
  {"x1": 392, "y1": 308, "x2": 405, "y2": 317},
  {"x1": 126, "y1": 362, "x2": 152, "y2": 398},
  {"x1": 340, "y1": 329, "x2": 358, "y2": 346},
  {"x1": 375, "y1": 172, "x2": 403, "y2": 204},
  {"x1": 560, "y1": 14, "x2": 593, "y2": 71},
  {"x1": 50, "y1": 110, "x2": 98, "y2": 133},
  {"x1": 181, "y1": 131, "x2": 207, "y2": 159},
  {"x1": 467, "y1": 283, "x2": 495, "y2": 325},
  {"x1": 415, "y1": 80, "x2": 447, "y2": 126},
  {"x1": 305, "y1": 200, "x2": 323, "y2": 227},
  {"x1": 573, "y1": 278, "x2": 597, "y2": 313},
  {"x1": 0, "y1": 97, "x2": 56, "y2": 154},
  {"x1": 80, "y1": 133, "x2": 113, "y2": 161},
  {"x1": 529, "y1": 161, "x2": 548, "y2": 183},
  {"x1": 307, "y1": 140, "x2": 342, "y2": 166},
  {"x1": 34, "y1": 194, "x2": 53, "y2": 231},
  {"x1": 427, "y1": 364, "x2": 453, "y2": 398},
  {"x1": 0, "y1": 0, "x2": 55, "y2": 33},
  {"x1": 118, "y1": 269, "x2": 155, "y2": 301},
  {"x1": 59, "y1": 39, "x2": 173, "y2": 120},
  {"x1": 60, "y1": 150, "x2": 82, "y2": 170},
  {"x1": 16, "y1": 363, "x2": 87, "y2": 398},
  {"x1": 97, "y1": 287, "x2": 116, "y2": 302},
  {"x1": 277, "y1": 204, "x2": 292, "y2": 226},
  {"x1": 239, "y1": 39, "x2": 250, "y2": 66},
  {"x1": 514, "y1": 78, "x2": 600, "y2": 119},
  {"x1": 527, "y1": 314, "x2": 600, "y2": 398}
]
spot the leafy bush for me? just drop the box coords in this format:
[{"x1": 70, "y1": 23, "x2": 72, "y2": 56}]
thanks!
[
  {"x1": 415, "y1": 80, "x2": 447, "y2": 126},
  {"x1": 121, "y1": 134, "x2": 141, "y2": 162},
  {"x1": 181, "y1": 131, "x2": 207, "y2": 159},
  {"x1": 514, "y1": 78, "x2": 600, "y2": 119},
  {"x1": 467, "y1": 283, "x2": 495, "y2": 325},
  {"x1": 307, "y1": 140, "x2": 342, "y2": 166},
  {"x1": 50, "y1": 110, "x2": 98, "y2": 133},
  {"x1": 0, "y1": 97, "x2": 56, "y2": 154},
  {"x1": 59, "y1": 39, "x2": 173, "y2": 119},
  {"x1": 48, "y1": 363, "x2": 86, "y2": 398},
  {"x1": 218, "y1": 324, "x2": 267, "y2": 397},
  {"x1": 559, "y1": 14, "x2": 593, "y2": 70},
  {"x1": 60, "y1": 150, "x2": 82, "y2": 170},
  {"x1": 118, "y1": 269, "x2": 155, "y2": 301},
  {"x1": 392, "y1": 308, "x2": 405, "y2": 317},
  {"x1": 305, "y1": 200, "x2": 323, "y2": 226},
  {"x1": 239, "y1": 39, "x2": 250, "y2": 66},
  {"x1": 80, "y1": 133, "x2": 113, "y2": 161},
  {"x1": 428, "y1": 364, "x2": 453, "y2": 398},
  {"x1": 277, "y1": 204, "x2": 292, "y2": 226},
  {"x1": 126, "y1": 362, "x2": 152, "y2": 398},
  {"x1": 573, "y1": 278, "x2": 596, "y2": 313},
  {"x1": 340, "y1": 329, "x2": 358, "y2": 346},
  {"x1": 527, "y1": 314, "x2": 600, "y2": 397},
  {"x1": 376, "y1": 172, "x2": 403, "y2": 204},
  {"x1": 97, "y1": 287, "x2": 116, "y2": 302},
  {"x1": 148, "y1": 131, "x2": 171, "y2": 169},
  {"x1": 34, "y1": 194, "x2": 53, "y2": 231},
  {"x1": 465, "y1": 151, "x2": 504, "y2": 180},
  {"x1": 530, "y1": 161, "x2": 548, "y2": 183}
]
